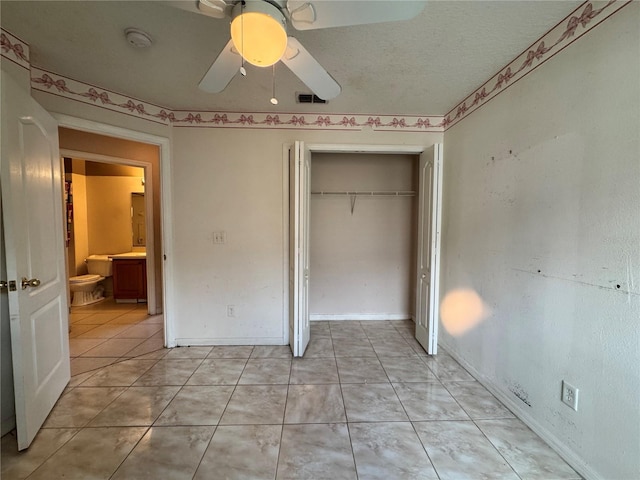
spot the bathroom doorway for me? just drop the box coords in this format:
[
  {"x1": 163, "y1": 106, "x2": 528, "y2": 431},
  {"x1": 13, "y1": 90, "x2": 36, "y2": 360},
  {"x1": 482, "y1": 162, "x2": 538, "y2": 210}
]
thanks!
[{"x1": 59, "y1": 127, "x2": 167, "y2": 375}]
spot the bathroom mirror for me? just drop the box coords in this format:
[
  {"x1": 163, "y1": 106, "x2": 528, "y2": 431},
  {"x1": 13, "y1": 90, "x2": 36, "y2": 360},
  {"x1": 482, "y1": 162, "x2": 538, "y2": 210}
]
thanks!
[{"x1": 131, "y1": 192, "x2": 146, "y2": 246}]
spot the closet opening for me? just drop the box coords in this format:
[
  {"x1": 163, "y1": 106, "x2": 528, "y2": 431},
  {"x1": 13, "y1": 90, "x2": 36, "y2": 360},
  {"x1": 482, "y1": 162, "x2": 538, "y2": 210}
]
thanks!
[
  {"x1": 288, "y1": 142, "x2": 443, "y2": 358},
  {"x1": 309, "y1": 152, "x2": 418, "y2": 324}
]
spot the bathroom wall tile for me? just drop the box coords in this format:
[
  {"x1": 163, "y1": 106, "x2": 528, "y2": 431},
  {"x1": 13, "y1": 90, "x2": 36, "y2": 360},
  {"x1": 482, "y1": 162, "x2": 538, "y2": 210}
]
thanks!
[
  {"x1": 239, "y1": 358, "x2": 291, "y2": 385},
  {"x1": 284, "y1": 384, "x2": 346, "y2": 424},
  {"x1": 336, "y1": 356, "x2": 389, "y2": 384},
  {"x1": 155, "y1": 386, "x2": 234, "y2": 426},
  {"x1": 186, "y1": 358, "x2": 247, "y2": 385},
  {"x1": 89, "y1": 386, "x2": 180, "y2": 426},
  {"x1": 379, "y1": 356, "x2": 437, "y2": 383},
  {"x1": 341, "y1": 383, "x2": 408, "y2": 422},
  {"x1": 220, "y1": 385, "x2": 288, "y2": 425},
  {"x1": 111, "y1": 426, "x2": 214, "y2": 480},
  {"x1": 290, "y1": 357, "x2": 339, "y2": 384},
  {"x1": 393, "y1": 382, "x2": 470, "y2": 421},
  {"x1": 43, "y1": 387, "x2": 126, "y2": 428},
  {"x1": 79, "y1": 359, "x2": 158, "y2": 387},
  {"x1": 164, "y1": 346, "x2": 213, "y2": 359},
  {"x1": 349, "y1": 422, "x2": 438, "y2": 480},
  {"x1": 81, "y1": 338, "x2": 146, "y2": 358},
  {"x1": 444, "y1": 381, "x2": 515, "y2": 419},
  {"x1": 414, "y1": 421, "x2": 519, "y2": 480},
  {"x1": 0, "y1": 428, "x2": 79, "y2": 480},
  {"x1": 277, "y1": 423, "x2": 357, "y2": 480},
  {"x1": 134, "y1": 359, "x2": 203, "y2": 386},
  {"x1": 195, "y1": 425, "x2": 281, "y2": 480},
  {"x1": 476, "y1": 419, "x2": 581, "y2": 479},
  {"x1": 26, "y1": 427, "x2": 147, "y2": 480},
  {"x1": 207, "y1": 346, "x2": 254, "y2": 359}
]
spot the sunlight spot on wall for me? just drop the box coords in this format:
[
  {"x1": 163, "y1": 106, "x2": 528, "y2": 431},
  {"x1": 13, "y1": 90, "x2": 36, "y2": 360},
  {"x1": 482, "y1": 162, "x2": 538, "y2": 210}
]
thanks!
[{"x1": 440, "y1": 288, "x2": 491, "y2": 336}]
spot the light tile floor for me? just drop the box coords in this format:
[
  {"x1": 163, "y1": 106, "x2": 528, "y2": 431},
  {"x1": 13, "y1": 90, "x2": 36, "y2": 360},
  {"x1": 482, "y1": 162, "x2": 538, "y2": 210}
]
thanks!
[
  {"x1": 1, "y1": 319, "x2": 581, "y2": 480},
  {"x1": 66, "y1": 298, "x2": 164, "y2": 376}
]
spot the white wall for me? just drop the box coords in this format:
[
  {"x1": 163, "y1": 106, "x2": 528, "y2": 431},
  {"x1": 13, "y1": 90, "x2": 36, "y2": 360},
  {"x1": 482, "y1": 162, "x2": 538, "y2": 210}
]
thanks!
[
  {"x1": 310, "y1": 153, "x2": 416, "y2": 319},
  {"x1": 171, "y1": 128, "x2": 441, "y2": 345},
  {"x1": 440, "y1": 6, "x2": 639, "y2": 480}
]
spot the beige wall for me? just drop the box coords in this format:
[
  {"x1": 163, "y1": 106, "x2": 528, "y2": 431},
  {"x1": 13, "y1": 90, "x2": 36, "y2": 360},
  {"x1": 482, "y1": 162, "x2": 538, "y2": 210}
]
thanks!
[
  {"x1": 70, "y1": 160, "x2": 89, "y2": 276},
  {"x1": 440, "y1": 6, "x2": 639, "y2": 479},
  {"x1": 171, "y1": 127, "x2": 442, "y2": 345},
  {"x1": 309, "y1": 153, "x2": 417, "y2": 319},
  {"x1": 86, "y1": 171, "x2": 144, "y2": 255}
]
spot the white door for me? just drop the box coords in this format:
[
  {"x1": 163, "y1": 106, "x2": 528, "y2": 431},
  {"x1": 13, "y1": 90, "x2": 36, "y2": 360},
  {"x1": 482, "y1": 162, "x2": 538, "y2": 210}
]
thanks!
[
  {"x1": 1, "y1": 70, "x2": 70, "y2": 450},
  {"x1": 415, "y1": 144, "x2": 443, "y2": 355},
  {"x1": 289, "y1": 141, "x2": 311, "y2": 357}
]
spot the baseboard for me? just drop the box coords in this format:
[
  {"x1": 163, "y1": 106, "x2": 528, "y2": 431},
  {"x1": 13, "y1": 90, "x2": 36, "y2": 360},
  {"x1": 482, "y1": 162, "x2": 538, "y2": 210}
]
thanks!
[
  {"x1": 309, "y1": 314, "x2": 412, "y2": 321},
  {"x1": 441, "y1": 341, "x2": 602, "y2": 480},
  {"x1": 175, "y1": 337, "x2": 285, "y2": 346}
]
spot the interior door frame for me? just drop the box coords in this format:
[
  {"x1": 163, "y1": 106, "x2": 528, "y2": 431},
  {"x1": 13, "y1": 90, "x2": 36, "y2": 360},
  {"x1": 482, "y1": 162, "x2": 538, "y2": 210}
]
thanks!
[
  {"x1": 60, "y1": 149, "x2": 156, "y2": 312},
  {"x1": 53, "y1": 115, "x2": 176, "y2": 348},
  {"x1": 284, "y1": 143, "x2": 442, "y2": 352}
]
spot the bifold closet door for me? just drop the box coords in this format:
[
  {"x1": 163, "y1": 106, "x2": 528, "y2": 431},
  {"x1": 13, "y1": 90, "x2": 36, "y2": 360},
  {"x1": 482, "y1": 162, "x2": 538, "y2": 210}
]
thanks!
[
  {"x1": 289, "y1": 141, "x2": 311, "y2": 357},
  {"x1": 415, "y1": 144, "x2": 443, "y2": 355}
]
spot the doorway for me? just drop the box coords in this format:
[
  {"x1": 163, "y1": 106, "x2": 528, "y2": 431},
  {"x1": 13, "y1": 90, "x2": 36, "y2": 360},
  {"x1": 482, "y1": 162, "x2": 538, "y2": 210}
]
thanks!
[
  {"x1": 288, "y1": 142, "x2": 443, "y2": 357},
  {"x1": 62, "y1": 155, "x2": 164, "y2": 375}
]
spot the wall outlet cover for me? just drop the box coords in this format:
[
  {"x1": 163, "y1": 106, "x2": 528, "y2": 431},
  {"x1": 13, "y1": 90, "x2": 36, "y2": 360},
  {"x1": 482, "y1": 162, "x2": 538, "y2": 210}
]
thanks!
[{"x1": 561, "y1": 380, "x2": 579, "y2": 411}]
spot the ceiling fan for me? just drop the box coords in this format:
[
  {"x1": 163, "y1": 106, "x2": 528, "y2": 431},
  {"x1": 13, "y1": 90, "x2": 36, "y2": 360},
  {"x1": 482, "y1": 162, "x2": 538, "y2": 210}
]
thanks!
[{"x1": 183, "y1": 0, "x2": 427, "y2": 101}]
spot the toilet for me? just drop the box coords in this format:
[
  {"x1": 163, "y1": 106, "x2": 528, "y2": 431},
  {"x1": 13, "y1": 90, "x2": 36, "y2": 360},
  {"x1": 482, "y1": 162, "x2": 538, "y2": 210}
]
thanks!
[{"x1": 69, "y1": 255, "x2": 113, "y2": 306}]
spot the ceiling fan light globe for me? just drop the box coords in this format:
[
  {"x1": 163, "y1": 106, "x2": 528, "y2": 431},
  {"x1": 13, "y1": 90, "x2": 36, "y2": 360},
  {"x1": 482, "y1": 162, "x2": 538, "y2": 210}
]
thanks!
[{"x1": 230, "y1": 3, "x2": 287, "y2": 67}]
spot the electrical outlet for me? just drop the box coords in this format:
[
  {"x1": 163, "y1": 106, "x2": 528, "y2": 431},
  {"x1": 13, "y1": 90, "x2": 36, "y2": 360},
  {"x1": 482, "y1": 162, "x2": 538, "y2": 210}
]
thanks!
[
  {"x1": 213, "y1": 231, "x2": 226, "y2": 244},
  {"x1": 227, "y1": 305, "x2": 235, "y2": 317},
  {"x1": 561, "y1": 380, "x2": 579, "y2": 411}
]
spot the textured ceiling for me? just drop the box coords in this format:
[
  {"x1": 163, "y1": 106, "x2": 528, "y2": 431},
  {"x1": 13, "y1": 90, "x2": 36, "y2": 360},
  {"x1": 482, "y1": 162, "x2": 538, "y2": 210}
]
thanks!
[{"x1": 0, "y1": 1, "x2": 583, "y2": 115}]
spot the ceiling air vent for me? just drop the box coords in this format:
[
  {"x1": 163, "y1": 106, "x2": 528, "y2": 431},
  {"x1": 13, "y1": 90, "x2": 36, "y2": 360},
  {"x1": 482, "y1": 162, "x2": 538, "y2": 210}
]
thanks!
[{"x1": 297, "y1": 93, "x2": 327, "y2": 104}]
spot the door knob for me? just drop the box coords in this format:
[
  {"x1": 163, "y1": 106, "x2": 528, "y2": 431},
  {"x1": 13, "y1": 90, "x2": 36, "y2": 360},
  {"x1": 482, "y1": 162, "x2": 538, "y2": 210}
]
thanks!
[
  {"x1": 421, "y1": 274, "x2": 426, "y2": 279},
  {"x1": 0, "y1": 280, "x2": 7, "y2": 291},
  {"x1": 21, "y1": 277, "x2": 41, "y2": 290}
]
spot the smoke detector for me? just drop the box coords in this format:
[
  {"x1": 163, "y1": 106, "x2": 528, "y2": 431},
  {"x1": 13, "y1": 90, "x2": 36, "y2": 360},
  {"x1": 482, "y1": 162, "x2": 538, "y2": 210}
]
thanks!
[{"x1": 125, "y1": 28, "x2": 153, "y2": 48}]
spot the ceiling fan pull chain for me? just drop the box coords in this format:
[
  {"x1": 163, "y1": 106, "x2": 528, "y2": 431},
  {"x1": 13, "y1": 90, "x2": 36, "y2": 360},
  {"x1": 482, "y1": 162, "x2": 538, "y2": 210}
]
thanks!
[
  {"x1": 270, "y1": 64, "x2": 278, "y2": 105},
  {"x1": 239, "y1": 0, "x2": 247, "y2": 76}
]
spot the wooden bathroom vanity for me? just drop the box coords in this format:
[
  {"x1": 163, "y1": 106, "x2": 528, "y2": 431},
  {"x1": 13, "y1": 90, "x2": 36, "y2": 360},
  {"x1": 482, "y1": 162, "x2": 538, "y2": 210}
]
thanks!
[{"x1": 110, "y1": 252, "x2": 147, "y2": 302}]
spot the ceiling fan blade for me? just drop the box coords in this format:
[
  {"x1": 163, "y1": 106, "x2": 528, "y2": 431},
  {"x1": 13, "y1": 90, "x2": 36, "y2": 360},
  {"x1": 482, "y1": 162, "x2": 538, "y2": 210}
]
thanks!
[
  {"x1": 287, "y1": 0, "x2": 426, "y2": 31},
  {"x1": 281, "y1": 37, "x2": 341, "y2": 100},
  {"x1": 198, "y1": 39, "x2": 242, "y2": 93}
]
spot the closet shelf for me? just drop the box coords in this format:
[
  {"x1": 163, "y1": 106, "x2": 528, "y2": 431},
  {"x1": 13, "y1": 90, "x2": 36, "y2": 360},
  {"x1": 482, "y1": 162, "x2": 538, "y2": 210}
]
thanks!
[{"x1": 311, "y1": 191, "x2": 416, "y2": 197}]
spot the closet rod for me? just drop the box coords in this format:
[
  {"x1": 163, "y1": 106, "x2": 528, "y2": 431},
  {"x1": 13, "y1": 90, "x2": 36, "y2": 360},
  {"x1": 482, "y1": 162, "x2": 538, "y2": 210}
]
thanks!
[{"x1": 311, "y1": 191, "x2": 416, "y2": 197}]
